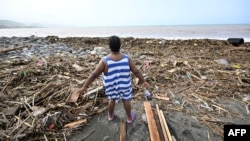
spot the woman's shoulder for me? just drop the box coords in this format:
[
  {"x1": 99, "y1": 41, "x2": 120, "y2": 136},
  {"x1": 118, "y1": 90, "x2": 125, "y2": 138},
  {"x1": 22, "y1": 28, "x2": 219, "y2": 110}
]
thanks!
[{"x1": 123, "y1": 54, "x2": 130, "y2": 58}]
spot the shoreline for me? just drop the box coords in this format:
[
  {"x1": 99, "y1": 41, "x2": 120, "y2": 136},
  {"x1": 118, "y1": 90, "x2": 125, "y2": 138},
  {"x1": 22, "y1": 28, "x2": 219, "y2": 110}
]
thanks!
[
  {"x1": 1, "y1": 35, "x2": 250, "y2": 42},
  {"x1": 1, "y1": 24, "x2": 250, "y2": 42},
  {"x1": 3, "y1": 35, "x2": 249, "y2": 42}
]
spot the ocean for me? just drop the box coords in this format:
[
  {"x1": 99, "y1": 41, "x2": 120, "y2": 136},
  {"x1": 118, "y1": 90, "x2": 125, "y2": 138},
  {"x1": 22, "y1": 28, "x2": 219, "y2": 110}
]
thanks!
[{"x1": 0, "y1": 24, "x2": 250, "y2": 41}]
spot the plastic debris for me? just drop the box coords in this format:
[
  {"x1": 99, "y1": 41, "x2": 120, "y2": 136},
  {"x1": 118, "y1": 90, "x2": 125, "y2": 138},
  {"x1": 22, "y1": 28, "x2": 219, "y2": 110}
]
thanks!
[
  {"x1": 215, "y1": 59, "x2": 229, "y2": 65},
  {"x1": 32, "y1": 106, "x2": 46, "y2": 117}
]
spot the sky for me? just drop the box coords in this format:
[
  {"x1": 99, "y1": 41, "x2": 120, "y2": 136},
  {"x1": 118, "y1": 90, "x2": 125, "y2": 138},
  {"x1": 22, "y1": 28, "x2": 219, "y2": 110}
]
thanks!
[{"x1": 0, "y1": 0, "x2": 249, "y2": 27}]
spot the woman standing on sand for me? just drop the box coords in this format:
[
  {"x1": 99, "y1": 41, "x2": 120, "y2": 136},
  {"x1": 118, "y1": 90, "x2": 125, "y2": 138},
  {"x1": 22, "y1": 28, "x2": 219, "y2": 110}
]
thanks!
[{"x1": 77, "y1": 35, "x2": 148, "y2": 123}]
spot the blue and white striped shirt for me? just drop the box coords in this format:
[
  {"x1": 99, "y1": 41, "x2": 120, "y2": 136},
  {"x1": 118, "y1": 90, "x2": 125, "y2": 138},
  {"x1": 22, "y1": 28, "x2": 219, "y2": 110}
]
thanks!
[{"x1": 102, "y1": 55, "x2": 132, "y2": 100}]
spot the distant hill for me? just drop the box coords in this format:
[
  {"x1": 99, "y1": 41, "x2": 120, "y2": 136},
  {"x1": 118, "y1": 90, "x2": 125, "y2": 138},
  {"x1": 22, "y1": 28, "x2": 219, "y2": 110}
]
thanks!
[
  {"x1": 0, "y1": 20, "x2": 73, "y2": 28},
  {"x1": 0, "y1": 20, "x2": 26, "y2": 28},
  {"x1": 0, "y1": 20, "x2": 42, "y2": 28}
]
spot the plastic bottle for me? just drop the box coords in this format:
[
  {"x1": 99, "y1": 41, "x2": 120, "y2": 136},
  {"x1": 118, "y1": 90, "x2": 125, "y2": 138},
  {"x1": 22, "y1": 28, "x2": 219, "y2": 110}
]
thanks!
[{"x1": 144, "y1": 89, "x2": 152, "y2": 100}]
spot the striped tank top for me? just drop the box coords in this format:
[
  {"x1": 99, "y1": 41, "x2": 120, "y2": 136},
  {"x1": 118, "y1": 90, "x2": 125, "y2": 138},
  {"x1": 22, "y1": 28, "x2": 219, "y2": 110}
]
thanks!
[{"x1": 102, "y1": 54, "x2": 132, "y2": 100}]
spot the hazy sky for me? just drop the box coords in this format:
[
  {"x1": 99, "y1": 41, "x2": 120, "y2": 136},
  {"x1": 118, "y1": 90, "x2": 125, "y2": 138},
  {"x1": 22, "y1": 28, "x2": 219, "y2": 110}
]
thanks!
[{"x1": 0, "y1": 0, "x2": 249, "y2": 27}]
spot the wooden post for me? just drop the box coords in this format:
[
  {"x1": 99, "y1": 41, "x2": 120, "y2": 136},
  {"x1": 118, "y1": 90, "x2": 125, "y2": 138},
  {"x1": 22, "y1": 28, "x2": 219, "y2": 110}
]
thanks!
[
  {"x1": 144, "y1": 102, "x2": 161, "y2": 141},
  {"x1": 119, "y1": 118, "x2": 126, "y2": 141}
]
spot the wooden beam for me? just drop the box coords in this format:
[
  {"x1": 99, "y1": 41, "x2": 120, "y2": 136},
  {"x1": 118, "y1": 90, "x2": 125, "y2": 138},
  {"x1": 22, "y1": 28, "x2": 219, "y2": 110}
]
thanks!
[
  {"x1": 156, "y1": 104, "x2": 168, "y2": 141},
  {"x1": 119, "y1": 118, "x2": 126, "y2": 141},
  {"x1": 160, "y1": 110, "x2": 172, "y2": 141},
  {"x1": 144, "y1": 102, "x2": 161, "y2": 141}
]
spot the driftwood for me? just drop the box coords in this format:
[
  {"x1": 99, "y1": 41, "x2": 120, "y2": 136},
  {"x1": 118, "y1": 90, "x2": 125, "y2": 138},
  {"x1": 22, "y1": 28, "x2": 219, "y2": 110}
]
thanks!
[
  {"x1": 67, "y1": 88, "x2": 81, "y2": 103},
  {"x1": 67, "y1": 86, "x2": 103, "y2": 103},
  {"x1": 0, "y1": 45, "x2": 28, "y2": 54},
  {"x1": 64, "y1": 119, "x2": 87, "y2": 128},
  {"x1": 224, "y1": 46, "x2": 247, "y2": 52},
  {"x1": 85, "y1": 86, "x2": 103, "y2": 97}
]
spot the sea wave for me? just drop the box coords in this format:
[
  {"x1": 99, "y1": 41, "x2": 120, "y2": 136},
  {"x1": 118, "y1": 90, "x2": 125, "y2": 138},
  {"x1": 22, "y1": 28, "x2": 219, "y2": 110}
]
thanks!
[{"x1": 0, "y1": 25, "x2": 250, "y2": 41}]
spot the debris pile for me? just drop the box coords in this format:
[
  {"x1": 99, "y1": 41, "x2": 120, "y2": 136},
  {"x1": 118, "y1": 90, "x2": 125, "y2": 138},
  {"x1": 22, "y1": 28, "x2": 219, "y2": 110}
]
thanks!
[{"x1": 0, "y1": 36, "x2": 249, "y2": 140}]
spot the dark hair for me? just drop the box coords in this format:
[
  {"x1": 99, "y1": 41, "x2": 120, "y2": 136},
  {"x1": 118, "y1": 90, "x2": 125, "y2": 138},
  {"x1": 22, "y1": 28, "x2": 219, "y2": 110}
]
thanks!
[{"x1": 109, "y1": 35, "x2": 121, "y2": 52}]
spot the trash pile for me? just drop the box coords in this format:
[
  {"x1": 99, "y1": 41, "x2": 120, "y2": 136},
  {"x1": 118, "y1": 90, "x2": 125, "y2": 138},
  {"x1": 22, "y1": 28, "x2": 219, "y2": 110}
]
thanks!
[{"x1": 0, "y1": 36, "x2": 250, "y2": 140}]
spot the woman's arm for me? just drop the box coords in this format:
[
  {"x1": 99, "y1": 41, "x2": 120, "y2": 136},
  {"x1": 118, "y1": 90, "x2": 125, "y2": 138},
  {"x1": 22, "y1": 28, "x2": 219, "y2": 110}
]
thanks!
[
  {"x1": 79, "y1": 59, "x2": 105, "y2": 95},
  {"x1": 128, "y1": 57, "x2": 148, "y2": 87}
]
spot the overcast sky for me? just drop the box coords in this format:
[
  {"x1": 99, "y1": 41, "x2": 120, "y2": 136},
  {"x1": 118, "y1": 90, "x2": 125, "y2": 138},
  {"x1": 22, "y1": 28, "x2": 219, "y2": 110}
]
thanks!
[{"x1": 0, "y1": 0, "x2": 249, "y2": 27}]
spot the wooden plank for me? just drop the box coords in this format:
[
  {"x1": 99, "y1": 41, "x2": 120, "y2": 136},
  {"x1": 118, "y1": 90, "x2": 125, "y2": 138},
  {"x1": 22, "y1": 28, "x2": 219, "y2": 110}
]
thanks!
[
  {"x1": 160, "y1": 110, "x2": 172, "y2": 141},
  {"x1": 144, "y1": 102, "x2": 161, "y2": 141},
  {"x1": 154, "y1": 108, "x2": 165, "y2": 141},
  {"x1": 153, "y1": 95, "x2": 169, "y2": 101},
  {"x1": 119, "y1": 118, "x2": 126, "y2": 141},
  {"x1": 156, "y1": 104, "x2": 168, "y2": 141}
]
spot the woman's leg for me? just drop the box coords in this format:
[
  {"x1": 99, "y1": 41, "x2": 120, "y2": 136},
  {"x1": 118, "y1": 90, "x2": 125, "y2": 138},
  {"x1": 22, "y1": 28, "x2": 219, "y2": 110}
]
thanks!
[
  {"x1": 122, "y1": 100, "x2": 132, "y2": 120},
  {"x1": 108, "y1": 99, "x2": 115, "y2": 119}
]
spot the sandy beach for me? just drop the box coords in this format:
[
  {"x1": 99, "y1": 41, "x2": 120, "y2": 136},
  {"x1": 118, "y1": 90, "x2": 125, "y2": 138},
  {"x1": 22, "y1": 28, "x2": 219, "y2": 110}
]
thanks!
[{"x1": 0, "y1": 36, "x2": 250, "y2": 141}]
